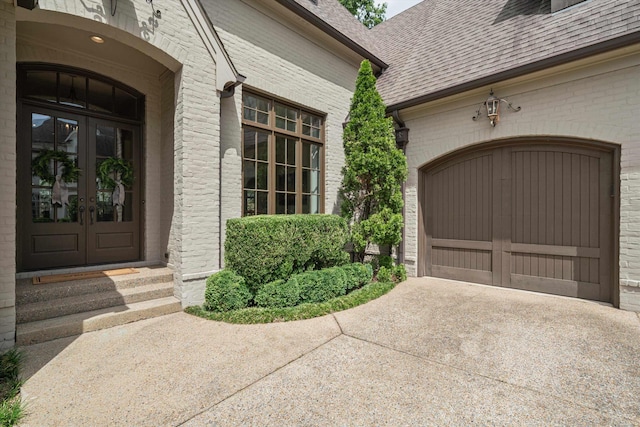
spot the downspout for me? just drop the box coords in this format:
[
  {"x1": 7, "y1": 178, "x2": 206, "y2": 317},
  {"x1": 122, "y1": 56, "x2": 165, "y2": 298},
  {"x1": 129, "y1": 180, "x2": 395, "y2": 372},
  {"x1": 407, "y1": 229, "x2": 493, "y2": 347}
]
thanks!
[
  {"x1": 220, "y1": 75, "x2": 246, "y2": 98},
  {"x1": 391, "y1": 110, "x2": 409, "y2": 266},
  {"x1": 219, "y1": 75, "x2": 246, "y2": 270}
]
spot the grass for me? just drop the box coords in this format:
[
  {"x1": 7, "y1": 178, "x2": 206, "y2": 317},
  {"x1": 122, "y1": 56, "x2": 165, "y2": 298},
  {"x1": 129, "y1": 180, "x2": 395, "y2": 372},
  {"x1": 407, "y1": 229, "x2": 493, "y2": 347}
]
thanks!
[
  {"x1": 0, "y1": 349, "x2": 25, "y2": 427},
  {"x1": 185, "y1": 280, "x2": 396, "y2": 324}
]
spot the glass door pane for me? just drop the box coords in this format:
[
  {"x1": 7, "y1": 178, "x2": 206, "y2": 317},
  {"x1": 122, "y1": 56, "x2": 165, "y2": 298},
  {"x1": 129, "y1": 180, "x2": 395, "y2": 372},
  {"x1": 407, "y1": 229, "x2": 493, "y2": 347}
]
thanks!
[
  {"x1": 30, "y1": 113, "x2": 80, "y2": 223},
  {"x1": 95, "y1": 125, "x2": 134, "y2": 223}
]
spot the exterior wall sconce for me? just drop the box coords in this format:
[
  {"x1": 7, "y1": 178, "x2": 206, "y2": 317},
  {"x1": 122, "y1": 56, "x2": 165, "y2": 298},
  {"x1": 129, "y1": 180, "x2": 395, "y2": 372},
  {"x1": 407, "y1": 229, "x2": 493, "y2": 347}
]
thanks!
[
  {"x1": 472, "y1": 89, "x2": 521, "y2": 127},
  {"x1": 147, "y1": 0, "x2": 162, "y2": 19},
  {"x1": 17, "y1": 0, "x2": 38, "y2": 10},
  {"x1": 395, "y1": 127, "x2": 409, "y2": 147}
]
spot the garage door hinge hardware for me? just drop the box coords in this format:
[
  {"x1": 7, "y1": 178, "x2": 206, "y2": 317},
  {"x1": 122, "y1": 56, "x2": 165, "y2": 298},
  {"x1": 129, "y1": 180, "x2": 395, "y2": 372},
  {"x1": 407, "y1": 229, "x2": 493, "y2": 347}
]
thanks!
[{"x1": 610, "y1": 184, "x2": 615, "y2": 197}]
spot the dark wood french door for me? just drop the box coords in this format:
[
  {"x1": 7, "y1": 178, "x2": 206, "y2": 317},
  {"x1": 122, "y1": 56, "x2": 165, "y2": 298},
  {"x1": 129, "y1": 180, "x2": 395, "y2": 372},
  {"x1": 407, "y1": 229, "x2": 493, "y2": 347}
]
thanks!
[{"x1": 18, "y1": 106, "x2": 141, "y2": 271}]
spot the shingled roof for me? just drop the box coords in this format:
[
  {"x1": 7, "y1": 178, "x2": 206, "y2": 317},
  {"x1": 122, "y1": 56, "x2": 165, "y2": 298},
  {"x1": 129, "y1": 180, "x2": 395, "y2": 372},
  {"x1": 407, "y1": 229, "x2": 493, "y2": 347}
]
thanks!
[
  {"x1": 275, "y1": 0, "x2": 387, "y2": 68},
  {"x1": 372, "y1": 0, "x2": 640, "y2": 109}
]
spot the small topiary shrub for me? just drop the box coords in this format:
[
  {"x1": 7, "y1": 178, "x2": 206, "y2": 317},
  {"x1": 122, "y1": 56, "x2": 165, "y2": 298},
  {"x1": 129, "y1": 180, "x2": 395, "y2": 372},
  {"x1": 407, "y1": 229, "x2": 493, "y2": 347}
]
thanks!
[
  {"x1": 377, "y1": 255, "x2": 394, "y2": 270},
  {"x1": 340, "y1": 264, "x2": 361, "y2": 291},
  {"x1": 392, "y1": 264, "x2": 407, "y2": 283},
  {"x1": 254, "y1": 278, "x2": 301, "y2": 308},
  {"x1": 225, "y1": 215, "x2": 350, "y2": 293},
  {"x1": 341, "y1": 263, "x2": 373, "y2": 290},
  {"x1": 296, "y1": 267, "x2": 347, "y2": 304},
  {"x1": 376, "y1": 266, "x2": 392, "y2": 283},
  {"x1": 204, "y1": 269, "x2": 252, "y2": 312},
  {"x1": 364, "y1": 263, "x2": 374, "y2": 279}
]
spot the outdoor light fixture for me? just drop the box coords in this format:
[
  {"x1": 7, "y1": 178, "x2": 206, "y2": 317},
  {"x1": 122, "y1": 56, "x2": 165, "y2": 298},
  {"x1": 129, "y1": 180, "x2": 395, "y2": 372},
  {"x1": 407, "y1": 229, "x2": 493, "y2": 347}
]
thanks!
[
  {"x1": 90, "y1": 35, "x2": 105, "y2": 44},
  {"x1": 147, "y1": 0, "x2": 162, "y2": 19},
  {"x1": 472, "y1": 89, "x2": 521, "y2": 127}
]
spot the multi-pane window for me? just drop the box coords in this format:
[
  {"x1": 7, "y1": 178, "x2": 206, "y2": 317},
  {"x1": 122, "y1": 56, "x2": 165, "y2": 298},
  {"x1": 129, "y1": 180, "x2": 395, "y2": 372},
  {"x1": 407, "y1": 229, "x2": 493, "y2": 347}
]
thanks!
[{"x1": 242, "y1": 92, "x2": 324, "y2": 216}]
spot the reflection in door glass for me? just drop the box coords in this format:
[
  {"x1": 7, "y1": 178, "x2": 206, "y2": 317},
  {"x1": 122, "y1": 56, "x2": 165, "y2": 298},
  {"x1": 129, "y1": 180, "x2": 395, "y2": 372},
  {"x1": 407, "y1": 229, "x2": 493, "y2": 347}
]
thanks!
[
  {"x1": 96, "y1": 126, "x2": 134, "y2": 222},
  {"x1": 31, "y1": 114, "x2": 80, "y2": 223}
]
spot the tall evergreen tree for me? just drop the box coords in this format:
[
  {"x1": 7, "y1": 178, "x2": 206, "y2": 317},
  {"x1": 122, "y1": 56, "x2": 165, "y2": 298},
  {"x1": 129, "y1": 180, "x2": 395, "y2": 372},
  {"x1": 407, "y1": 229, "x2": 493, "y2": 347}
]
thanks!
[
  {"x1": 339, "y1": 0, "x2": 387, "y2": 28},
  {"x1": 340, "y1": 60, "x2": 407, "y2": 262}
]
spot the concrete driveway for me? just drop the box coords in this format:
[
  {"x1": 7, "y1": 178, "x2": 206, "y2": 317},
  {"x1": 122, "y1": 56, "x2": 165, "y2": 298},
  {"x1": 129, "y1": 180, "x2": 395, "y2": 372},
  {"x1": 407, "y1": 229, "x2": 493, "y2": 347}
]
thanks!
[{"x1": 19, "y1": 277, "x2": 640, "y2": 426}]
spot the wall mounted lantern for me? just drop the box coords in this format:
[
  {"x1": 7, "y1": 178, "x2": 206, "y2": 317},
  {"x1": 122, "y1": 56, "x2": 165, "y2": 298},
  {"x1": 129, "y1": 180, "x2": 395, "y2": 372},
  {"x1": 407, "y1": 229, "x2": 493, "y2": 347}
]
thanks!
[
  {"x1": 472, "y1": 89, "x2": 521, "y2": 127},
  {"x1": 17, "y1": 0, "x2": 38, "y2": 10}
]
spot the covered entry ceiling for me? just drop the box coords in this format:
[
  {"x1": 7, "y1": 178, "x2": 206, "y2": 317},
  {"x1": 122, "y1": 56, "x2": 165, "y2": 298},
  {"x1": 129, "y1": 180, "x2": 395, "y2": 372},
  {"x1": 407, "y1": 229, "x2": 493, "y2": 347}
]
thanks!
[
  {"x1": 419, "y1": 141, "x2": 615, "y2": 303},
  {"x1": 16, "y1": 22, "x2": 168, "y2": 77}
]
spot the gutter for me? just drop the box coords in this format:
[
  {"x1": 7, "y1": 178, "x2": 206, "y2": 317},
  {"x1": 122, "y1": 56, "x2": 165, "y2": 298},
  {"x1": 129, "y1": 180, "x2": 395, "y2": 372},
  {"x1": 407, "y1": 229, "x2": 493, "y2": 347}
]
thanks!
[
  {"x1": 386, "y1": 31, "x2": 640, "y2": 112},
  {"x1": 391, "y1": 110, "x2": 408, "y2": 266},
  {"x1": 274, "y1": 0, "x2": 388, "y2": 70},
  {"x1": 220, "y1": 75, "x2": 246, "y2": 98}
]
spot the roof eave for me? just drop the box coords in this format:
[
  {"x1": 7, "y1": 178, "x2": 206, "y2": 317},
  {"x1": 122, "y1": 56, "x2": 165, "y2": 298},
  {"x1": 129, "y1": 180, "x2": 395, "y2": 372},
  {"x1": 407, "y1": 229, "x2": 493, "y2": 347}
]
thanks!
[
  {"x1": 274, "y1": 0, "x2": 388, "y2": 70},
  {"x1": 387, "y1": 31, "x2": 640, "y2": 112}
]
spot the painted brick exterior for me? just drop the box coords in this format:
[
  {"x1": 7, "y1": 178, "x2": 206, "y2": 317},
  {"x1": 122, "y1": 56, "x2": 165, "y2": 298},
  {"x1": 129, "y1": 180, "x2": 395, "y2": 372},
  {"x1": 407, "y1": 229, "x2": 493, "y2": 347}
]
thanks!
[
  {"x1": 0, "y1": 1, "x2": 17, "y2": 350},
  {"x1": 400, "y1": 50, "x2": 640, "y2": 310},
  {"x1": 201, "y1": 0, "x2": 361, "y2": 264},
  {"x1": 13, "y1": 0, "x2": 221, "y2": 307},
  {"x1": 1, "y1": 0, "x2": 637, "y2": 353}
]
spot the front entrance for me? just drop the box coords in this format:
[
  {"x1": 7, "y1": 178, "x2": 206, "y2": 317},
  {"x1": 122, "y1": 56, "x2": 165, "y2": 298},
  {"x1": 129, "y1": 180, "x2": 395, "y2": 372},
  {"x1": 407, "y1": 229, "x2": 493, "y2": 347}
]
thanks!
[
  {"x1": 419, "y1": 141, "x2": 616, "y2": 303},
  {"x1": 17, "y1": 65, "x2": 144, "y2": 271}
]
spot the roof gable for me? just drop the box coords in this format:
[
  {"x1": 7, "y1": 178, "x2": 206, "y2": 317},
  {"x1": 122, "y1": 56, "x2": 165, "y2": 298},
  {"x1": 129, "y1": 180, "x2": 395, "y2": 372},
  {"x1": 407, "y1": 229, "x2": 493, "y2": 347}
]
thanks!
[{"x1": 372, "y1": 0, "x2": 640, "y2": 108}]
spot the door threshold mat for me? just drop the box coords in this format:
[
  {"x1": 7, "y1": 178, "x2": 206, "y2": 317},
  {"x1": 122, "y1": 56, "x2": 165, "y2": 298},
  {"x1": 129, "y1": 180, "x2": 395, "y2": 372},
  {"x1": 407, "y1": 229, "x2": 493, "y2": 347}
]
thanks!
[{"x1": 32, "y1": 268, "x2": 139, "y2": 285}]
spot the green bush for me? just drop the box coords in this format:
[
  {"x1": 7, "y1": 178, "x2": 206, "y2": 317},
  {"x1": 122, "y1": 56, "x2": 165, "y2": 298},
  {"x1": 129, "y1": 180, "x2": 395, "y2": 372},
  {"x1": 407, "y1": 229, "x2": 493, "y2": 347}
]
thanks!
[
  {"x1": 254, "y1": 278, "x2": 301, "y2": 308},
  {"x1": 204, "y1": 270, "x2": 252, "y2": 312},
  {"x1": 364, "y1": 263, "x2": 374, "y2": 279},
  {"x1": 296, "y1": 267, "x2": 347, "y2": 304},
  {"x1": 225, "y1": 215, "x2": 350, "y2": 292},
  {"x1": 341, "y1": 263, "x2": 373, "y2": 290},
  {"x1": 392, "y1": 264, "x2": 407, "y2": 283},
  {"x1": 377, "y1": 255, "x2": 394, "y2": 270},
  {"x1": 377, "y1": 266, "x2": 392, "y2": 283}
]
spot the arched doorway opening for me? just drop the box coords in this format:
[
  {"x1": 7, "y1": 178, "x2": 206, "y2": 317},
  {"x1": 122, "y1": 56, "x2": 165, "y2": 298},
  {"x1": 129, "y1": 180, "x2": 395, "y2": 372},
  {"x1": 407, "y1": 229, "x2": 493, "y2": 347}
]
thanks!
[
  {"x1": 17, "y1": 63, "x2": 144, "y2": 271},
  {"x1": 418, "y1": 138, "x2": 619, "y2": 304}
]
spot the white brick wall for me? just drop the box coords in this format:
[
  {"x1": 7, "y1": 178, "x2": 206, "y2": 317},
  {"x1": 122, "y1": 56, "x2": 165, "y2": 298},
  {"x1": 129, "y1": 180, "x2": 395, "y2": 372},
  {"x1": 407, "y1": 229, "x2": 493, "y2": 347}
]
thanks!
[
  {"x1": 400, "y1": 50, "x2": 640, "y2": 310},
  {"x1": 13, "y1": 0, "x2": 221, "y2": 307},
  {"x1": 202, "y1": 0, "x2": 360, "y2": 224},
  {"x1": 0, "y1": 2, "x2": 16, "y2": 350}
]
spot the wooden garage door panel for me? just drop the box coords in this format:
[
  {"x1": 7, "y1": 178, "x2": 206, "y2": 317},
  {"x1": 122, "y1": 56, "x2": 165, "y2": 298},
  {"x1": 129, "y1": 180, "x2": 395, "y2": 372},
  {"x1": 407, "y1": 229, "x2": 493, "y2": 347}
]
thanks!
[
  {"x1": 426, "y1": 153, "x2": 494, "y2": 283},
  {"x1": 431, "y1": 154, "x2": 492, "y2": 241},
  {"x1": 432, "y1": 248, "x2": 492, "y2": 271},
  {"x1": 422, "y1": 143, "x2": 613, "y2": 303},
  {"x1": 511, "y1": 254, "x2": 599, "y2": 283},
  {"x1": 511, "y1": 150, "x2": 600, "y2": 248}
]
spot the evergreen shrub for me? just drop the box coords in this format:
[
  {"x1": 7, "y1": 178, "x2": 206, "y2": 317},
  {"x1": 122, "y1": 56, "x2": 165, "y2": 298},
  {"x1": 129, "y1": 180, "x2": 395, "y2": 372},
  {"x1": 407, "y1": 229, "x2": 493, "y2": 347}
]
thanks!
[
  {"x1": 341, "y1": 263, "x2": 373, "y2": 290},
  {"x1": 204, "y1": 269, "x2": 252, "y2": 312},
  {"x1": 376, "y1": 266, "x2": 392, "y2": 283},
  {"x1": 296, "y1": 267, "x2": 347, "y2": 304},
  {"x1": 254, "y1": 278, "x2": 301, "y2": 308},
  {"x1": 392, "y1": 264, "x2": 407, "y2": 283},
  {"x1": 225, "y1": 215, "x2": 349, "y2": 292}
]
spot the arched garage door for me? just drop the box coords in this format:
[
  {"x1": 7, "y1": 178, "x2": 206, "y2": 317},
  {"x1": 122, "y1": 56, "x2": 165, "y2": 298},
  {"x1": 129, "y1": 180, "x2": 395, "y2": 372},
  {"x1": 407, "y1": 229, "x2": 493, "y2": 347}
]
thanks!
[{"x1": 419, "y1": 142, "x2": 615, "y2": 303}]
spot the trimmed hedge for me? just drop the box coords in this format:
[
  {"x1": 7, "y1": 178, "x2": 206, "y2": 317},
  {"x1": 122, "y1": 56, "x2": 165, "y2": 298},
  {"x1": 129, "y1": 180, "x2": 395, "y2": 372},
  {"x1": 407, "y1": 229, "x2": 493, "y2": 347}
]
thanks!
[
  {"x1": 296, "y1": 267, "x2": 347, "y2": 304},
  {"x1": 204, "y1": 269, "x2": 252, "y2": 312},
  {"x1": 341, "y1": 263, "x2": 373, "y2": 290},
  {"x1": 254, "y1": 278, "x2": 301, "y2": 308},
  {"x1": 225, "y1": 214, "x2": 350, "y2": 292},
  {"x1": 186, "y1": 280, "x2": 397, "y2": 324},
  {"x1": 253, "y1": 263, "x2": 375, "y2": 308}
]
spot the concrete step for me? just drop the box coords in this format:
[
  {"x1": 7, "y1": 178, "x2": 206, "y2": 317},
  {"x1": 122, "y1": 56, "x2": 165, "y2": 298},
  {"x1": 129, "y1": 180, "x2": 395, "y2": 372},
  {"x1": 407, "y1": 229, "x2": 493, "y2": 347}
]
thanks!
[
  {"x1": 16, "y1": 296, "x2": 182, "y2": 346},
  {"x1": 16, "y1": 266, "x2": 174, "y2": 305},
  {"x1": 17, "y1": 282, "x2": 175, "y2": 324}
]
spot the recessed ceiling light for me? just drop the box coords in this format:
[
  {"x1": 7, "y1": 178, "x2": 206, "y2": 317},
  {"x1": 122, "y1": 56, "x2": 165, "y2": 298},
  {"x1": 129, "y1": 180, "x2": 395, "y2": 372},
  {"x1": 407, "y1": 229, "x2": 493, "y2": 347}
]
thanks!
[{"x1": 90, "y1": 35, "x2": 104, "y2": 44}]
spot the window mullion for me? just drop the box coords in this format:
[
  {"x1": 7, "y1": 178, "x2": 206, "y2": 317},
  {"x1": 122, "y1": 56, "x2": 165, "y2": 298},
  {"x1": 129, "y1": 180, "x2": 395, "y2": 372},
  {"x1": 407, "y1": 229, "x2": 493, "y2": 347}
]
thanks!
[
  {"x1": 268, "y1": 132, "x2": 275, "y2": 215},
  {"x1": 296, "y1": 139, "x2": 302, "y2": 213}
]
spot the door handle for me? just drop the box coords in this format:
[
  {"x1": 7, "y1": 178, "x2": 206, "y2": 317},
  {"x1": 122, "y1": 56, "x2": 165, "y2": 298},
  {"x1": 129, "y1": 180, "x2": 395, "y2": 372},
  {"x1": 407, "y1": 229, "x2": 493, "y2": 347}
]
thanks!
[
  {"x1": 89, "y1": 206, "x2": 95, "y2": 225},
  {"x1": 79, "y1": 205, "x2": 85, "y2": 225}
]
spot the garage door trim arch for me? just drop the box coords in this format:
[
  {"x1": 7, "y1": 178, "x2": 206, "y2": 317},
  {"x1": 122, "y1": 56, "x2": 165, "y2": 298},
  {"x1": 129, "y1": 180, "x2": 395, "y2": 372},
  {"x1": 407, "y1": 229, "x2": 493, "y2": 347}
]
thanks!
[{"x1": 417, "y1": 137, "x2": 620, "y2": 306}]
